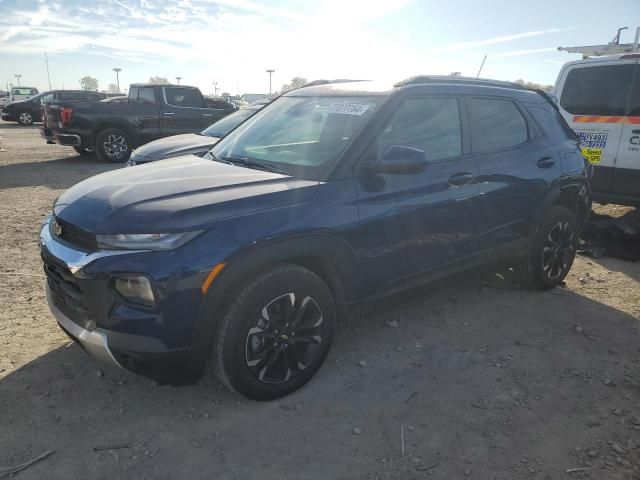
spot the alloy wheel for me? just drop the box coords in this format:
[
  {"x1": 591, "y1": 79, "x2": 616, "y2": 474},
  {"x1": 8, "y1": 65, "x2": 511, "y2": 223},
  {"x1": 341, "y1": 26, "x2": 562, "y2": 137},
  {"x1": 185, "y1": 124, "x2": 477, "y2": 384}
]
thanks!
[
  {"x1": 103, "y1": 134, "x2": 128, "y2": 159},
  {"x1": 19, "y1": 112, "x2": 33, "y2": 124},
  {"x1": 245, "y1": 292, "x2": 324, "y2": 384},
  {"x1": 542, "y1": 221, "x2": 574, "y2": 280}
]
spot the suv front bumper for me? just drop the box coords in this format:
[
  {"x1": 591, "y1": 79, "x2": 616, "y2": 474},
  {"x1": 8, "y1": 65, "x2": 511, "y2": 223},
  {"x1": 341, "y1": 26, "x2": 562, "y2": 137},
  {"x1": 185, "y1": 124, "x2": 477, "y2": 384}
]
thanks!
[{"x1": 46, "y1": 286, "x2": 123, "y2": 369}]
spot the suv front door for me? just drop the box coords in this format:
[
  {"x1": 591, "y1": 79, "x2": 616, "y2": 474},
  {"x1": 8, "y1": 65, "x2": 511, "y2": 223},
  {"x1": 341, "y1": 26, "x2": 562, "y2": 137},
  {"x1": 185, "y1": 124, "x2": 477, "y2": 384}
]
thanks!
[
  {"x1": 354, "y1": 95, "x2": 481, "y2": 296},
  {"x1": 161, "y1": 87, "x2": 214, "y2": 135}
]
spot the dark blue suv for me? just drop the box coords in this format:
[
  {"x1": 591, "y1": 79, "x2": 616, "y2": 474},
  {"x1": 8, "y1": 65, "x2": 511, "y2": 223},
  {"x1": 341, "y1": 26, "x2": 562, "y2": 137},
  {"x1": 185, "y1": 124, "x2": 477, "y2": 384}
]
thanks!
[{"x1": 40, "y1": 77, "x2": 591, "y2": 400}]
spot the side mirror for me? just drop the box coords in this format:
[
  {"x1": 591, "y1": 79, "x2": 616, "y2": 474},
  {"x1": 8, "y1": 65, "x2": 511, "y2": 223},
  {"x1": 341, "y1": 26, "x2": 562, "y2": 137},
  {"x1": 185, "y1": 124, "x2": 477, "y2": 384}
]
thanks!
[{"x1": 367, "y1": 145, "x2": 427, "y2": 175}]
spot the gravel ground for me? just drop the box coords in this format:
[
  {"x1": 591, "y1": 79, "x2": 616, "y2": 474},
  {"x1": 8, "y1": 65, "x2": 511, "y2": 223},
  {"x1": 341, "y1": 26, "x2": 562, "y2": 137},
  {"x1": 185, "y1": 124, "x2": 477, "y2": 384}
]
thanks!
[{"x1": 0, "y1": 121, "x2": 639, "y2": 480}]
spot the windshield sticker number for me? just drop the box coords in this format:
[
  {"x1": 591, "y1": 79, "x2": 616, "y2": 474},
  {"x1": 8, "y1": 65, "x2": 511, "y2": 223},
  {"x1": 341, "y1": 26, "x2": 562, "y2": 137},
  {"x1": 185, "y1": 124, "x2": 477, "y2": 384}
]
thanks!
[{"x1": 326, "y1": 103, "x2": 371, "y2": 116}]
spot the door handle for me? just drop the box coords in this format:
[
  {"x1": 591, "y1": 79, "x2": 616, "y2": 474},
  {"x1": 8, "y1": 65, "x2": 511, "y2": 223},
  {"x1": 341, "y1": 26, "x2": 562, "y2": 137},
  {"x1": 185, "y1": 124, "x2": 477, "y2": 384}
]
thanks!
[
  {"x1": 164, "y1": 112, "x2": 175, "y2": 116},
  {"x1": 537, "y1": 157, "x2": 555, "y2": 168},
  {"x1": 448, "y1": 172, "x2": 474, "y2": 186}
]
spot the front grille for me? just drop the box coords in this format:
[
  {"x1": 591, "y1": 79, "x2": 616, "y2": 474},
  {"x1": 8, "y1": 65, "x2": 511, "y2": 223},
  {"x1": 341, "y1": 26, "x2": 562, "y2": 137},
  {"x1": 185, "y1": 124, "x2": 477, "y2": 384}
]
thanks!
[
  {"x1": 56, "y1": 217, "x2": 99, "y2": 252},
  {"x1": 42, "y1": 251, "x2": 96, "y2": 330}
]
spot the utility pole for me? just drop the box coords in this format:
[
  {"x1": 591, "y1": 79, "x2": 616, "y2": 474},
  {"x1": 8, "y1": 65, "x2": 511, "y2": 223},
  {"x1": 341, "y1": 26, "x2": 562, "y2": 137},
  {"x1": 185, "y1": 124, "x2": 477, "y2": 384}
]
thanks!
[
  {"x1": 44, "y1": 52, "x2": 52, "y2": 90},
  {"x1": 266, "y1": 68, "x2": 275, "y2": 95},
  {"x1": 175, "y1": 76, "x2": 182, "y2": 85},
  {"x1": 113, "y1": 68, "x2": 122, "y2": 93},
  {"x1": 14, "y1": 74, "x2": 21, "y2": 86},
  {"x1": 212, "y1": 81, "x2": 218, "y2": 96}
]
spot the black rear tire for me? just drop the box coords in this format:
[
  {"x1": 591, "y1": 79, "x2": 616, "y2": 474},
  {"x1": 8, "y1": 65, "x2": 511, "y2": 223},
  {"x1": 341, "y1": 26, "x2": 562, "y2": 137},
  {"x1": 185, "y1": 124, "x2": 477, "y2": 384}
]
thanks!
[
  {"x1": 73, "y1": 146, "x2": 95, "y2": 156},
  {"x1": 516, "y1": 206, "x2": 578, "y2": 290},
  {"x1": 95, "y1": 128, "x2": 132, "y2": 163},
  {"x1": 212, "y1": 264, "x2": 336, "y2": 400}
]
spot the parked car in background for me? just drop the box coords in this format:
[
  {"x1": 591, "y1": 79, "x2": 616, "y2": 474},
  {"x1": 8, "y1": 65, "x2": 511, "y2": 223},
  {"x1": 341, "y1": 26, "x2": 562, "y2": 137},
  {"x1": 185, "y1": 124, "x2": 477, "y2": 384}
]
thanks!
[
  {"x1": 0, "y1": 87, "x2": 39, "y2": 108},
  {"x1": 9, "y1": 86, "x2": 39, "y2": 102},
  {"x1": 40, "y1": 77, "x2": 590, "y2": 400},
  {"x1": 41, "y1": 84, "x2": 237, "y2": 163},
  {"x1": 554, "y1": 54, "x2": 640, "y2": 207},
  {"x1": 2, "y1": 90, "x2": 106, "y2": 125},
  {"x1": 127, "y1": 103, "x2": 266, "y2": 166}
]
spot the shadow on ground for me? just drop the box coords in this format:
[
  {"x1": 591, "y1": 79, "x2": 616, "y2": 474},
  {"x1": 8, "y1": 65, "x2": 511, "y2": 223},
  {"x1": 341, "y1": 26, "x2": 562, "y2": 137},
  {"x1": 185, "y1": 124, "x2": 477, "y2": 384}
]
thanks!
[
  {"x1": 0, "y1": 154, "x2": 118, "y2": 189},
  {"x1": 1, "y1": 271, "x2": 639, "y2": 479}
]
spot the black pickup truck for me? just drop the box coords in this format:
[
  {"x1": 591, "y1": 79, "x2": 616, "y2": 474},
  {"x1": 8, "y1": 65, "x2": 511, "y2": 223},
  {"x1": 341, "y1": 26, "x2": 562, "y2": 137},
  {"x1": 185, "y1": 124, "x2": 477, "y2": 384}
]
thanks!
[{"x1": 42, "y1": 84, "x2": 236, "y2": 162}]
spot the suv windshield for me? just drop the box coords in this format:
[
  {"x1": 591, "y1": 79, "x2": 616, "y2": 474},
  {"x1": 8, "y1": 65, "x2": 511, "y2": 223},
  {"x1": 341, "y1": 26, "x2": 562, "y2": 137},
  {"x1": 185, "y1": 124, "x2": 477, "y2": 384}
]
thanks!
[{"x1": 208, "y1": 95, "x2": 382, "y2": 180}]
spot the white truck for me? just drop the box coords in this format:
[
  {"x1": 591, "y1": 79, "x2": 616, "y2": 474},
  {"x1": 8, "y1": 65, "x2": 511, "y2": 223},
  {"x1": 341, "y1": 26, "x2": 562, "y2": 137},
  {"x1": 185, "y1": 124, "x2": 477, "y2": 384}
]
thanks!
[{"x1": 555, "y1": 27, "x2": 640, "y2": 206}]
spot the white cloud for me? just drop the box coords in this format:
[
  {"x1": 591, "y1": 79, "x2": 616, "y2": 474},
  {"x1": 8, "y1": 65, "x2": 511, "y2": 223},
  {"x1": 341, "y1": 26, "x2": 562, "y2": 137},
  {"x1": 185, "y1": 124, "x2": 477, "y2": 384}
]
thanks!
[{"x1": 431, "y1": 27, "x2": 575, "y2": 53}]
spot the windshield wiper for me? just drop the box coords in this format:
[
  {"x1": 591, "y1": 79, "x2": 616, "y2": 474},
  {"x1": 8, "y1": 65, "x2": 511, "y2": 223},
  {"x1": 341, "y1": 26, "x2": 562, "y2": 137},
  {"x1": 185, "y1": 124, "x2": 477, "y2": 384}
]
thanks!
[{"x1": 221, "y1": 156, "x2": 288, "y2": 175}]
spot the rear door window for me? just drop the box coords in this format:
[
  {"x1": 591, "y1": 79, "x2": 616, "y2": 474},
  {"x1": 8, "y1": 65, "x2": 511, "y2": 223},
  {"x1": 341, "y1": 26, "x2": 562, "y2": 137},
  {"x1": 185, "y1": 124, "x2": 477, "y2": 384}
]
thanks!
[
  {"x1": 469, "y1": 98, "x2": 528, "y2": 153},
  {"x1": 164, "y1": 87, "x2": 204, "y2": 108},
  {"x1": 559, "y1": 64, "x2": 635, "y2": 116}
]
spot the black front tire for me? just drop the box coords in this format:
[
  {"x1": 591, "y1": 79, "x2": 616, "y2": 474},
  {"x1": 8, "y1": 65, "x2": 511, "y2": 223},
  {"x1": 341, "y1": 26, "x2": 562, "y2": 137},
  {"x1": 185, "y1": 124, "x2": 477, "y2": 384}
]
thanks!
[
  {"x1": 73, "y1": 146, "x2": 95, "y2": 156},
  {"x1": 212, "y1": 264, "x2": 336, "y2": 400},
  {"x1": 516, "y1": 206, "x2": 578, "y2": 290},
  {"x1": 95, "y1": 128, "x2": 132, "y2": 163}
]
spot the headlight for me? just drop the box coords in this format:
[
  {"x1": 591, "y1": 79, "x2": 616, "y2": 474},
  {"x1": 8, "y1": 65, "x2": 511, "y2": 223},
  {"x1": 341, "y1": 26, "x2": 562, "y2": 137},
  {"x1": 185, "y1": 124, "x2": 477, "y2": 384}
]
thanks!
[
  {"x1": 96, "y1": 231, "x2": 201, "y2": 250},
  {"x1": 114, "y1": 275, "x2": 155, "y2": 307}
]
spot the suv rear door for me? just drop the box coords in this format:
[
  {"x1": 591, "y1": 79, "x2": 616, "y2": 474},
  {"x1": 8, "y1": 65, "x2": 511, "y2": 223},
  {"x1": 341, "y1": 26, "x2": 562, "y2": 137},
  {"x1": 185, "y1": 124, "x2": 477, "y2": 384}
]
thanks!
[
  {"x1": 556, "y1": 60, "x2": 636, "y2": 196},
  {"x1": 467, "y1": 95, "x2": 552, "y2": 251},
  {"x1": 354, "y1": 95, "x2": 481, "y2": 294},
  {"x1": 161, "y1": 87, "x2": 214, "y2": 135}
]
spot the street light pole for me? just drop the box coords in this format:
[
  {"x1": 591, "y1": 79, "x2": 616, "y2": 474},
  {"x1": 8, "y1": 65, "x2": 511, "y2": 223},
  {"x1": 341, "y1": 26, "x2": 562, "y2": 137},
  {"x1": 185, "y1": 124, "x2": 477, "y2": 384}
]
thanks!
[
  {"x1": 266, "y1": 69, "x2": 275, "y2": 95},
  {"x1": 14, "y1": 74, "x2": 21, "y2": 86},
  {"x1": 113, "y1": 68, "x2": 122, "y2": 93},
  {"x1": 212, "y1": 81, "x2": 218, "y2": 96},
  {"x1": 176, "y1": 76, "x2": 182, "y2": 85}
]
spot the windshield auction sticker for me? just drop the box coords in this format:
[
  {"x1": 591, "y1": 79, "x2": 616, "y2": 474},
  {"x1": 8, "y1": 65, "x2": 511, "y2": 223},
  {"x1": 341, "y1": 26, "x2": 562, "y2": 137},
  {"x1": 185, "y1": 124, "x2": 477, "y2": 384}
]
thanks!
[
  {"x1": 326, "y1": 103, "x2": 371, "y2": 116},
  {"x1": 577, "y1": 131, "x2": 608, "y2": 164}
]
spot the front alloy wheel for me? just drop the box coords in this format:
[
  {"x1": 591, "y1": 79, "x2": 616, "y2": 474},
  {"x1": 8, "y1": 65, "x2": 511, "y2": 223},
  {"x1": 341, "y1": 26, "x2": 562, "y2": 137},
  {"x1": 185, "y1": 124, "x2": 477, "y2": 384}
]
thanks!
[
  {"x1": 212, "y1": 264, "x2": 336, "y2": 400},
  {"x1": 245, "y1": 293, "x2": 324, "y2": 384}
]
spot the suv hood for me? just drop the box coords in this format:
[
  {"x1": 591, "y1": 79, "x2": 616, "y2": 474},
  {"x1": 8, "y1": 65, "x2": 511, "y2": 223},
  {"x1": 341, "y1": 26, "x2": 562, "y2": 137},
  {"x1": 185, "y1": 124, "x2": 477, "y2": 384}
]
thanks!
[
  {"x1": 132, "y1": 134, "x2": 219, "y2": 163},
  {"x1": 54, "y1": 156, "x2": 319, "y2": 234}
]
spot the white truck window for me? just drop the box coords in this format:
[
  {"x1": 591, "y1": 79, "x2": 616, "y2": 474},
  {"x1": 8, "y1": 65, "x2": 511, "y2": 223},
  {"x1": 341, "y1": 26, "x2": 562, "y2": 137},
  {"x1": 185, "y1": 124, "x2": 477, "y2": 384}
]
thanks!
[{"x1": 560, "y1": 64, "x2": 634, "y2": 116}]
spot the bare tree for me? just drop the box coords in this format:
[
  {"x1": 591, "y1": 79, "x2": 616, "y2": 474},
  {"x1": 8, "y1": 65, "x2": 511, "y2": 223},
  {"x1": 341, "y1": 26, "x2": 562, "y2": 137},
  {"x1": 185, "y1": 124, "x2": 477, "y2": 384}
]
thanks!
[
  {"x1": 79, "y1": 76, "x2": 99, "y2": 91},
  {"x1": 148, "y1": 76, "x2": 169, "y2": 85},
  {"x1": 515, "y1": 78, "x2": 553, "y2": 92},
  {"x1": 107, "y1": 83, "x2": 119, "y2": 94},
  {"x1": 279, "y1": 76, "x2": 308, "y2": 94}
]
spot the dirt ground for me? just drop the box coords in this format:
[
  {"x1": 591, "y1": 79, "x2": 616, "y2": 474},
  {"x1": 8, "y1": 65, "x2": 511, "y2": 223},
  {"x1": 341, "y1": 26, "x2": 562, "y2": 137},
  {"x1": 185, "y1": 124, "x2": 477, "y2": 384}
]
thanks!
[{"x1": 0, "y1": 121, "x2": 639, "y2": 480}]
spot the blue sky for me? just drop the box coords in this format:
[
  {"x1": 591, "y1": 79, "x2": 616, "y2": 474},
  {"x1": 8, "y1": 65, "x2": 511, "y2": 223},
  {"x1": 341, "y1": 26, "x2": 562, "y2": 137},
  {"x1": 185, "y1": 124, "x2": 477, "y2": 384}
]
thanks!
[{"x1": 0, "y1": 0, "x2": 638, "y2": 95}]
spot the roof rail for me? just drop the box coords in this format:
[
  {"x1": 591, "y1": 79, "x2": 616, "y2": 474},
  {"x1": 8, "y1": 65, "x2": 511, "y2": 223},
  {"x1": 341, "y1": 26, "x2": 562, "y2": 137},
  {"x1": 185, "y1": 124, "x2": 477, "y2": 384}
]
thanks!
[
  {"x1": 302, "y1": 79, "x2": 367, "y2": 87},
  {"x1": 394, "y1": 75, "x2": 528, "y2": 90},
  {"x1": 558, "y1": 26, "x2": 640, "y2": 58}
]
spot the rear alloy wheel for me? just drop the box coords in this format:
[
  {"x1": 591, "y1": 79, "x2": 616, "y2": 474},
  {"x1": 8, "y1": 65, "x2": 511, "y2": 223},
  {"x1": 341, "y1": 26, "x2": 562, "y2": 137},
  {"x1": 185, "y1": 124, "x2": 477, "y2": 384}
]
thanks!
[
  {"x1": 96, "y1": 128, "x2": 132, "y2": 163},
  {"x1": 516, "y1": 206, "x2": 578, "y2": 290},
  {"x1": 17, "y1": 111, "x2": 34, "y2": 125},
  {"x1": 213, "y1": 264, "x2": 336, "y2": 400}
]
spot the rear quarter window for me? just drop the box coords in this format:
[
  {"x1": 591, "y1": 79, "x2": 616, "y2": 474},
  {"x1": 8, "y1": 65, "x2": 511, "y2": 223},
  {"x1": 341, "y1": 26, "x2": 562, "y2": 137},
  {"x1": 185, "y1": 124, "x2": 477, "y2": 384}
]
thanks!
[
  {"x1": 527, "y1": 104, "x2": 578, "y2": 143},
  {"x1": 559, "y1": 64, "x2": 635, "y2": 116}
]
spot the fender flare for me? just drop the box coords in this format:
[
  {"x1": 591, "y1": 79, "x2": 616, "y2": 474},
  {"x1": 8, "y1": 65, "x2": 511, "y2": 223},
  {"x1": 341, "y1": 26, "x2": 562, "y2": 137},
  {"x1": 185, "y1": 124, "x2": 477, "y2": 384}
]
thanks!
[
  {"x1": 529, "y1": 179, "x2": 590, "y2": 236},
  {"x1": 191, "y1": 233, "x2": 359, "y2": 355}
]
